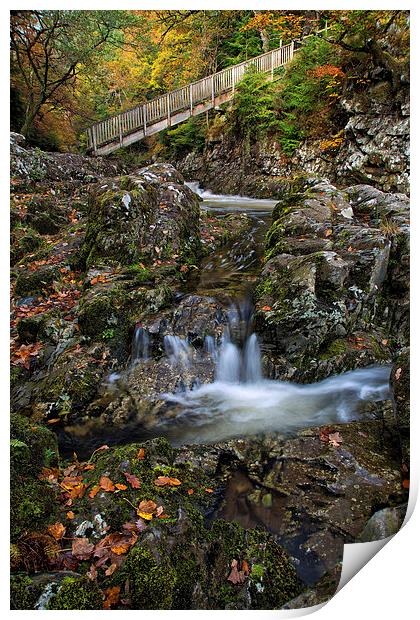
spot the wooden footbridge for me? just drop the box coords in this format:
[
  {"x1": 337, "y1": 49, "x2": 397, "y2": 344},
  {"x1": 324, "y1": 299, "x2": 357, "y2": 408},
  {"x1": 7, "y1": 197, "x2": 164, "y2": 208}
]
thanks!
[
  {"x1": 86, "y1": 42, "x2": 296, "y2": 156},
  {"x1": 86, "y1": 26, "x2": 328, "y2": 156}
]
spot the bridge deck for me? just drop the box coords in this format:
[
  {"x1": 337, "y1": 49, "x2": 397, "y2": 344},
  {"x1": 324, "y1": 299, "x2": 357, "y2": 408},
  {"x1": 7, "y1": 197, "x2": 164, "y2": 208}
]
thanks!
[{"x1": 86, "y1": 43, "x2": 295, "y2": 156}]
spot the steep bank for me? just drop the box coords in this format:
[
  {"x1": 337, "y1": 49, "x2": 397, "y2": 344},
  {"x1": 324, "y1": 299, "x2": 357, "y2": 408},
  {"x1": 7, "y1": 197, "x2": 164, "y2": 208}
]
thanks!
[{"x1": 171, "y1": 49, "x2": 409, "y2": 197}]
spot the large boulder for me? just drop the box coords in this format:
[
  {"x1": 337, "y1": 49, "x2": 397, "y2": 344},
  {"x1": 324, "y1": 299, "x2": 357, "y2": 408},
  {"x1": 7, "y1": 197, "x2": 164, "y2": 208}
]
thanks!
[
  {"x1": 79, "y1": 164, "x2": 202, "y2": 269},
  {"x1": 256, "y1": 182, "x2": 409, "y2": 381}
]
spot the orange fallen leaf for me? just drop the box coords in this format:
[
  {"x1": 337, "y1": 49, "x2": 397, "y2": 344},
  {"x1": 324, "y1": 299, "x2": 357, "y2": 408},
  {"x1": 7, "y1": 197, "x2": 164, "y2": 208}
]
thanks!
[
  {"x1": 402, "y1": 479, "x2": 410, "y2": 489},
  {"x1": 89, "y1": 485, "x2": 100, "y2": 499},
  {"x1": 325, "y1": 228, "x2": 333, "y2": 237},
  {"x1": 137, "y1": 448, "x2": 145, "y2": 460},
  {"x1": 47, "y1": 522, "x2": 66, "y2": 540},
  {"x1": 328, "y1": 432, "x2": 343, "y2": 448},
  {"x1": 241, "y1": 559, "x2": 250, "y2": 575},
  {"x1": 99, "y1": 476, "x2": 115, "y2": 492},
  {"x1": 103, "y1": 585, "x2": 121, "y2": 609},
  {"x1": 205, "y1": 488, "x2": 214, "y2": 494},
  {"x1": 137, "y1": 499, "x2": 157, "y2": 520},
  {"x1": 115, "y1": 483, "x2": 128, "y2": 491},
  {"x1": 66, "y1": 511, "x2": 75, "y2": 520},
  {"x1": 154, "y1": 476, "x2": 181, "y2": 487},
  {"x1": 124, "y1": 472, "x2": 141, "y2": 489},
  {"x1": 261, "y1": 305, "x2": 272, "y2": 312},
  {"x1": 187, "y1": 489, "x2": 194, "y2": 495}
]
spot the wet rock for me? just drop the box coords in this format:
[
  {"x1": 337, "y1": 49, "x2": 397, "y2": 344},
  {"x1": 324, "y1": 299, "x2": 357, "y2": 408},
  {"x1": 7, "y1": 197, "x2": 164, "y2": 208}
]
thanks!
[
  {"x1": 358, "y1": 504, "x2": 407, "y2": 542},
  {"x1": 391, "y1": 349, "x2": 410, "y2": 469},
  {"x1": 256, "y1": 182, "x2": 408, "y2": 381},
  {"x1": 215, "y1": 419, "x2": 406, "y2": 584},
  {"x1": 10, "y1": 133, "x2": 123, "y2": 191}
]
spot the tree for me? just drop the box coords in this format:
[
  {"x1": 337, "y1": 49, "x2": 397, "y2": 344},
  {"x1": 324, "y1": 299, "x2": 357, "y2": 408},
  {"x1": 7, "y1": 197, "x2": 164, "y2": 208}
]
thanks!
[{"x1": 10, "y1": 10, "x2": 135, "y2": 137}]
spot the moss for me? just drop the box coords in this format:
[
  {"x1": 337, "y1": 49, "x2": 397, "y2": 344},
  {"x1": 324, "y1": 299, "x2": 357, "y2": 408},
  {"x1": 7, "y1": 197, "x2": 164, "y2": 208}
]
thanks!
[
  {"x1": 14, "y1": 266, "x2": 60, "y2": 297},
  {"x1": 127, "y1": 545, "x2": 177, "y2": 609},
  {"x1": 16, "y1": 312, "x2": 53, "y2": 344},
  {"x1": 11, "y1": 228, "x2": 44, "y2": 265},
  {"x1": 319, "y1": 338, "x2": 348, "y2": 360},
  {"x1": 10, "y1": 575, "x2": 41, "y2": 610},
  {"x1": 47, "y1": 577, "x2": 103, "y2": 610},
  {"x1": 255, "y1": 277, "x2": 274, "y2": 300},
  {"x1": 78, "y1": 294, "x2": 113, "y2": 338},
  {"x1": 10, "y1": 415, "x2": 59, "y2": 540}
]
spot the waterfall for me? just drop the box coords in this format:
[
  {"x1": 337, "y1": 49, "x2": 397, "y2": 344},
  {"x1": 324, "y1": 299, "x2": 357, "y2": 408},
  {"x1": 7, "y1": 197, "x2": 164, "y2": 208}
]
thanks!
[
  {"x1": 161, "y1": 298, "x2": 264, "y2": 384},
  {"x1": 164, "y1": 335, "x2": 192, "y2": 367},
  {"x1": 132, "y1": 326, "x2": 149, "y2": 362}
]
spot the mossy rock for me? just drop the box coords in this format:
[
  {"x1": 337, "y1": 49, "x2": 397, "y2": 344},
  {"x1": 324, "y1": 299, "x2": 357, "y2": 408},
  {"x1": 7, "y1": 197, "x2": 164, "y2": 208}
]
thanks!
[
  {"x1": 127, "y1": 545, "x2": 177, "y2": 609},
  {"x1": 10, "y1": 228, "x2": 44, "y2": 266},
  {"x1": 10, "y1": 415, "x2": 59, "y2": 540},
  {"x1": 14, "y1": 265, "x2": 60, "y2": 297},
  {"x1": 16, "y1": 311, "x2": 55, "y2": 344},
  {"x1": 47, "y1": 577, "x2": 103, "y2": 610},
  {"x1": 10, "y1": 575, "x2": 42, "y2": 610}
]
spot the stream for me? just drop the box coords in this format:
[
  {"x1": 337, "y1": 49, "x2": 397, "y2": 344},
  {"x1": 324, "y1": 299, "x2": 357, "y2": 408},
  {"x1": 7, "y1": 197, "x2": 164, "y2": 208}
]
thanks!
[{"x1": 66, "y1": 185, "x2": 392, "y2": 451}]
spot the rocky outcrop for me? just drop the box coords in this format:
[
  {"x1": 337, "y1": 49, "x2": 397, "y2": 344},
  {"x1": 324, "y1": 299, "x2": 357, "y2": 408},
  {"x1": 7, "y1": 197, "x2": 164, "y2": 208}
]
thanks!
[
  {"x1": 10, "y1": 132, "x2": 123, "y2": 191},
  {"x1": 172, "y1": 76, "x2": 409, "y2": 197},
  {"x1": 255, "y1": 181, "x2": 409, "y2": 381},
  {"x1": 79, "y1": 164, "x2": 202, "y2": 269}
]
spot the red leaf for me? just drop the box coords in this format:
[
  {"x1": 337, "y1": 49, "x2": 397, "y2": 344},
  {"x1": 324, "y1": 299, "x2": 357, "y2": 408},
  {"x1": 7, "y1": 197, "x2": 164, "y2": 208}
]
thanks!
[{"x1": 124, "y1": 472, "x2": 141, "y2": 489}]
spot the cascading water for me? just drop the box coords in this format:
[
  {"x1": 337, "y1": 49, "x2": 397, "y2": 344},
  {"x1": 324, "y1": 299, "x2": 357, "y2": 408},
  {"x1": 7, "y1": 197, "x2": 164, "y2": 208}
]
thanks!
[
  {"x1": 131, "y1": 325, "x2": 149, "y2": 363},
  {"x1": 75, "y1": 184, "x2": 393, "y2": 454}
]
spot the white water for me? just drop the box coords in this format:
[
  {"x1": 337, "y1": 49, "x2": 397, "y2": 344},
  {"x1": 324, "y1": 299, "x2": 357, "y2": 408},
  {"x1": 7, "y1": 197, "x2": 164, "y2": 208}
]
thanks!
[
  {"x1": 161, "y1": 365, "x2": 391, "y2": 446},
  {"x1": 186, "y1": 181, "x2": 277, "y2": 214}
]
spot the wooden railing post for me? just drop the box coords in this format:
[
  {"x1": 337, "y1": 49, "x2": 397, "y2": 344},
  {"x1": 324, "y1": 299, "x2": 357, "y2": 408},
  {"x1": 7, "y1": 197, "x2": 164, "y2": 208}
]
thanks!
[
  {"x1": 189, "y1": 84, "x2": 193, "y2": 114},
  {"x1": 167, "y1": 93, "x2": 171, "y2": 126},
  {"x1": 271, "y1": 50, "x2": 274, "y2": 80},
  {"x1": 211, "y1": 75, "x2": 215, "y2": 106},
  {"x1": 118, "y1": 116, "x2": 123, "y2": 147}
]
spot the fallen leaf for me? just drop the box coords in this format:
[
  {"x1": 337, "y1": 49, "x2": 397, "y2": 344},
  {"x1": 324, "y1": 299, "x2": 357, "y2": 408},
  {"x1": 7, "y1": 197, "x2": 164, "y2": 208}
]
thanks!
[
  {"x1": 137, "y1": 448, "x2": 145, "y2": 460},
  {"x1": 66, "y1": 511, "x2": 75, "y2": 520},
  {"x1": 325, "y1": 228, "x2": 333, "y2": 237},
  {"x1": 402, "y1": 479, "x2": 410, "y2": 489},
  {"x1": 105, "y1": 563, "x2": 118, "y2": 576},
  {"x1": 227, "y1": 559, "x2": 246, "y2": 584},
  {"x1": 99, "y1": 476, "x2": 115, "y2": 492},
  {"x1": 328, "y1": 432, "x2": 343, "y2": 448},
  {"x1": 261, "y1": 305, "x2": 272, "y2": 312},
  {"x1": 319, "y1": 426, "x2": 335, "y2": 442},
  {"x1": 47, "y1": 522, "x2": 66, "y2": 540},
  {"x1": 87, "y1": 564, "x2": 97, "y2": 581},
  {"x1": 115, "y1": 483, "x2": 128, "y2": 491},
  {"x1": 72, "y1": 537, "x2": 94, "y2": 560},
  {"x1": 156, "y1": 505, "x2": 164, "y2": 517},
  {"x1": 205, "y1": 488, "x2": 214, "y2": 494},
  {"x1": 154, "y1": 476, "x2": 181, "y2": 487},
  {"x1": 89, "y1": 485, "x2": 100, "y2": 499},
  {"x1": 124, "y1": 472, "x2": 141, "y2": 489},
  {"x1": 180, "y1": 264, "x2": 189, "y2": 273},
  {"x1": 103, "y1": 586, "x2": 121, "y2": 609},
  {"x1": 241, "y1": 559, "x2": 250, "y2": 575},
  {"x1": 395, "y1": 367, "x2": 402, "y2": 381},
  {"x1": 137, "y1": 499, "x2": 157, "y2": 520},
  {"x1": 187, "y1": 489, "x2": 194, "y2": 495}
]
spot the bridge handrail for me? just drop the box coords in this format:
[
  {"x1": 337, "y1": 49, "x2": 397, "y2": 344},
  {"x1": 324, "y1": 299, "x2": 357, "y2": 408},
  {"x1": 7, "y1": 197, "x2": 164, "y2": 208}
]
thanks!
[
  {"x1": 86, "y1": 42, "x2": 294, "y2": 151},
  {"x1": 86, "y1": 23, "x2": 330, "y2": 152}
]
